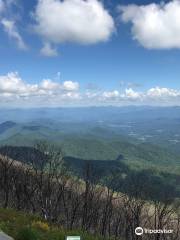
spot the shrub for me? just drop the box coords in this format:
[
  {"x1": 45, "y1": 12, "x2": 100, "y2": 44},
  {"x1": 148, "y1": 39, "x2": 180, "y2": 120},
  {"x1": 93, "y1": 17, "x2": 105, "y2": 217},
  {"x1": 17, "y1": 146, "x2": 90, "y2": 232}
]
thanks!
[
  {"x1": 0, "y1": 221, "x2": 8, "y2": 232},
  {"x1": 32, "y1": 221, "x2": 50, "y2": 231},
  {"x1": 16, "y1": 227, "x2": 38, "y2": 240}
]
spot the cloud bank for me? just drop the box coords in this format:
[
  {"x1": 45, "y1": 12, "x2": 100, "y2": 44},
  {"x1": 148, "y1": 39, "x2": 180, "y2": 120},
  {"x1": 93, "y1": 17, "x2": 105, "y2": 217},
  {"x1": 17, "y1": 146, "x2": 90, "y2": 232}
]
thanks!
[
  {"x1": 119, "y1": 0, "x2": 180, "y2": 49},
  {"x1": 0, "y1": 72, "x2": 80, "y2": 106},
  {"x1": 1, "y1": 72, "x2": 180, "y2": 107}
]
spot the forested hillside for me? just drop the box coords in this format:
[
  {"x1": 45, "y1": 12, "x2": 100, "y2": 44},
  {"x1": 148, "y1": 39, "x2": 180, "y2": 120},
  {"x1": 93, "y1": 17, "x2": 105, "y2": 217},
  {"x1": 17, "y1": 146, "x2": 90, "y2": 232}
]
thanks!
[{"x1": 0, "y1": 143, "x2": 180, "y2": 240}]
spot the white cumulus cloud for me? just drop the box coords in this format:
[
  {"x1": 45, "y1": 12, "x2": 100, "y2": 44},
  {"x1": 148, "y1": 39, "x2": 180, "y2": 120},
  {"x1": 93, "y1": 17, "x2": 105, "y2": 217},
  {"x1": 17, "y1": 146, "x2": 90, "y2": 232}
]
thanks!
[
  {"x1": 124, "y1": 88, "x2": 141, "y2": 99},
  {"x1": 62, "y1": 81, "x2": 79, "y2": 91},
  {"x1": 147, "y1": 87, "x2": 180, "y2": 98},
  {"x1": 119, "y1": 0, "x2": 180, "y2": 49},
  {"x1": 33, "y1": 0, "x2": 115, "y2": 46},
  {"x1": 0, "y1": 72, "x2": 80, "y2": 106},
  {"x1": 0, "y1": 72, "x2": 38, "y2": 95},
  {"x1": 102, "y1": 90, "x2": 119, "y2": 99},
  {"x1": 97, "y1": 87, "x2": 180, "y2": 105},
  {"x1": 40, "y1": 79, "x2": 60, "y2": 90}
]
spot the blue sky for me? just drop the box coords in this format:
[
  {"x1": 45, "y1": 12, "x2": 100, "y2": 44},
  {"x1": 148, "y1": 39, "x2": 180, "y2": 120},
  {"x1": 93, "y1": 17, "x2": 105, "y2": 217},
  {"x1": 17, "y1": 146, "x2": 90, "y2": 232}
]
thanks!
[{"x1": 1, "y1": 0, "x2": 180, "y2": 107}]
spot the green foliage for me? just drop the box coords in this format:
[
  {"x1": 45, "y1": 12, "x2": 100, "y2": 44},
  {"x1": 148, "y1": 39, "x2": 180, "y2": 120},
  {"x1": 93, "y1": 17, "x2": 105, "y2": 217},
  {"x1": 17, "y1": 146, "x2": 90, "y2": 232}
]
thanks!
[
  {"x1": 0, "y1": 221, "x2": 9, "y2": 233},
  {"x1": 0, "y1": 208, "x2": 115, "y2": 240},
  {"x1": 16, "y1": 227, "x2": 38, "y2": 240}
]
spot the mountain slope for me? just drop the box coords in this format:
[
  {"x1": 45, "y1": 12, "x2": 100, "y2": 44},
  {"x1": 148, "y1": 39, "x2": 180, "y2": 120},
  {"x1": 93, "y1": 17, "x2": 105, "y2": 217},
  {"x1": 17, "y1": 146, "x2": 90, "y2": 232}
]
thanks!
[{"x1": 1, "y1": 132, "x2": 180, "y2": 174}]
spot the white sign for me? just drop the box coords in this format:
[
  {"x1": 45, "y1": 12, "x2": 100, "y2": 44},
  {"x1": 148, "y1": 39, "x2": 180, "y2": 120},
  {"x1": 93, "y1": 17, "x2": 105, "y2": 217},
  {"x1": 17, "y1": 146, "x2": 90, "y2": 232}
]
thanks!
[{"x1": 66, "y1": 237, "x2": 81, "y2": 240}]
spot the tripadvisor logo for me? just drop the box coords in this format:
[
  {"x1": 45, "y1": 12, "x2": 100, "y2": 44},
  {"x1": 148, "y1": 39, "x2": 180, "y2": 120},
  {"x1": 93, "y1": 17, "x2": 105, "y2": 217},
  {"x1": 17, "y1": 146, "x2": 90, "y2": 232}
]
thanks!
[
  {"x1": 135, "y1": 227, "x2": 144, "y2": 236},
  {"x1": 135, "y1": 227, "x2": 173, "y2": 236}
]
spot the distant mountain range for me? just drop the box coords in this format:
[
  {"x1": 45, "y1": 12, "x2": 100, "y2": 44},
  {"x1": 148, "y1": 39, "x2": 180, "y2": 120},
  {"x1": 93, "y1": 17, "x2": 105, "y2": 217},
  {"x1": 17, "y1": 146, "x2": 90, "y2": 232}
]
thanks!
[
  {"x1": 0, "y1": 106, "x2": 180, "y2": 170},
  {"x1": 1, "y1": 106, "x2": 180, "y2": 123}
]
